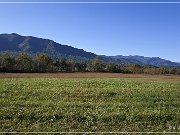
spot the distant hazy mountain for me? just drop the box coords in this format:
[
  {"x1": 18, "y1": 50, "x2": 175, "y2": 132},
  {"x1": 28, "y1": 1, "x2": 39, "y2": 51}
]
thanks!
[
  {"x1": 0, "y1": 33, "x2": 179, "y2": 67},
  {"x1": 107, "y1": 55, "x2": 180, "y2": 67}
]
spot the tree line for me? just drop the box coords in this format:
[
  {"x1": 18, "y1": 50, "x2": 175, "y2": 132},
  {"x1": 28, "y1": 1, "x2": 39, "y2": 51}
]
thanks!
[{"x1": 0, "y1": 53, "x2": 180, "y2": 75}]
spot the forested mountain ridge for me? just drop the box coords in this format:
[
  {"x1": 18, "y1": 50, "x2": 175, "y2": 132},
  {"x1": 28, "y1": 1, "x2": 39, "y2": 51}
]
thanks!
[
  {"x1": 0, "y1": 33, "x2": 96, "y2": 59},
  {"x1": 107, "y1": 55, "x2": 180, "y2": 67},
  {"x1": 0, "y1": 33, "x2": 179, "y2": 67}
]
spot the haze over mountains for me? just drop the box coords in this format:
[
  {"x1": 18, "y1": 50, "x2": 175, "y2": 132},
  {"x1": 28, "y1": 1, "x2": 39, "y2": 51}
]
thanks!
[{"x1": 0, "y1": 33, "x2": 179, "y2": 67}]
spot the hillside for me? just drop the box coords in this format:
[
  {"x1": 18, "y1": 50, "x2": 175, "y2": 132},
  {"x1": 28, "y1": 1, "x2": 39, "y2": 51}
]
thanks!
[
  {"x1": 0, "y1": 33, "x2": 179, "y2": 67},
  {"x1": 0, "y1": 33, "x2": 96, "y2": 59},
  {"x1": 108, "y1": 55, "x2": 180, "y2": 67}
]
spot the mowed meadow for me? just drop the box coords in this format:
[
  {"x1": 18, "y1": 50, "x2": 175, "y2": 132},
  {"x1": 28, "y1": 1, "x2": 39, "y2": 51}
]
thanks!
[{"x1": 0, "y1": 73, "x2": 180, "y2": 132}]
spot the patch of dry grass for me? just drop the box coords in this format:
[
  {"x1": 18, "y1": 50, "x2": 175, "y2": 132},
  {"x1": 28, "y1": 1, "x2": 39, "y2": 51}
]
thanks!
[{"x1": 0, "y1": 73, "x2": 180, "y2": 80}]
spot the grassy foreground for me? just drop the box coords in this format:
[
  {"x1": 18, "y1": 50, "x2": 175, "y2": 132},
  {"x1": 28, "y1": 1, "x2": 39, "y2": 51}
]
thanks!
[{"x1": 0, "y1": 77, "x2": 180, "y2": 132}]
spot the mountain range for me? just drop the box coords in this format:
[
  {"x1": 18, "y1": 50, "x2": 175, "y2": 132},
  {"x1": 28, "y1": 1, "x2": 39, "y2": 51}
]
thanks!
[{"x1": 0, "y1": 33, "x2": 179, "y2": 67}]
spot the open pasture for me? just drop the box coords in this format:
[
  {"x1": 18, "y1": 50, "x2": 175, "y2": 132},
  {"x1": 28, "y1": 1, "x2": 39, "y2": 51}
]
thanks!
[{"x1": 0, "y1": 73, "x2": 180, "y2": 132}]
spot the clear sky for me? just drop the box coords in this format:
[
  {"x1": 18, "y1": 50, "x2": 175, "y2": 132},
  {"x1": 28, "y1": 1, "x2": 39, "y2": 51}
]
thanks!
[{"x1": 0, "y1": 0, "x2": 180, "y2": 62}]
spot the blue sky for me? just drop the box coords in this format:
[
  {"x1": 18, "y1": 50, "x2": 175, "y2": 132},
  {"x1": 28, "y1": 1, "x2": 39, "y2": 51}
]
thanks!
[{"x1": 0, "y1": 1, "x2": 180, "y2": 62}]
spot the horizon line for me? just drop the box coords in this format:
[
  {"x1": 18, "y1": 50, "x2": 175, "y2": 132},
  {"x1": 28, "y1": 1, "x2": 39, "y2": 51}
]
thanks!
[{"x1": 1, "y1": 1, "x2": 180, "y2": 4}]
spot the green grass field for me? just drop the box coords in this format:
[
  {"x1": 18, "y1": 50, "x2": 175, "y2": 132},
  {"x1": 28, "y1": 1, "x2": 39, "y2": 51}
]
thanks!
[{"x1": 1, "y1": 76, "x2": 180, "y2": 132}]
